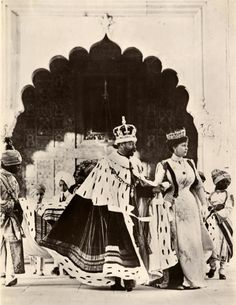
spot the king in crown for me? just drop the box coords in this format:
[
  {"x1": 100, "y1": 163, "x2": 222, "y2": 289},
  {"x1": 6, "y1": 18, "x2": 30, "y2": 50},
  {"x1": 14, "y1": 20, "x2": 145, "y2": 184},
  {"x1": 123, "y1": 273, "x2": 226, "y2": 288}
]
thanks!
[{"x1": 113, "y1": 116, "x2": 137, "y2": 145}]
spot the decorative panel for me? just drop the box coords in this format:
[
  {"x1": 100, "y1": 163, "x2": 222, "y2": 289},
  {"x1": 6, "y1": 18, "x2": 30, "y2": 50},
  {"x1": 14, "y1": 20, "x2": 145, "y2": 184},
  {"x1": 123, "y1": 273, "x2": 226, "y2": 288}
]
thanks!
[
  {"x1": 25, "y1": 129, "x2": 36, "y2": 148},
  {"x1": 36, "y1": 160, "x2": 54, "y2": 198}
]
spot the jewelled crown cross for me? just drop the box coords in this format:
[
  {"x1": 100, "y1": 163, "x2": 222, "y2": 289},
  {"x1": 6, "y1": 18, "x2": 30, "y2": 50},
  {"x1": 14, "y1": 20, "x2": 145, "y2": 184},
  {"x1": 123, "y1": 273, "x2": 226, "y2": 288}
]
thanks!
[{"x1": 113, "y1": 116, "x2": 137, "y2": 145}]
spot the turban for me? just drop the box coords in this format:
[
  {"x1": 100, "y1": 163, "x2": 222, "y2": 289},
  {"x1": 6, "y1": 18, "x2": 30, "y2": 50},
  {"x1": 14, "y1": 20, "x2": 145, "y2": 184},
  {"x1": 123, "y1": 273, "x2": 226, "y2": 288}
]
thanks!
[
  {"x1": 211, "y1": 169, "x2": 231, "y2": 185},
  {"x1": 74, "y1": 160, "x2": 97, "y2": 179},
  {"x1": 29, "y1": 184, "x2": 46, "y2": 197},
  {"x1": 1, "y1": 149, "x2": 22, "y2": 166},
  {"x1": 55, "y1": 171, "x2": 74, "y2": 188}
]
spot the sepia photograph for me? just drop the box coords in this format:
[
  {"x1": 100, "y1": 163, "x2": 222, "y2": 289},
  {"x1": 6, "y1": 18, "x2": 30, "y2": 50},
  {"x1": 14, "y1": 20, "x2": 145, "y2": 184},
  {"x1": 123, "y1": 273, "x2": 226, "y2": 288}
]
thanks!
[{"x1": 0, "y1": 0, "x2": 236, "y2": 304}]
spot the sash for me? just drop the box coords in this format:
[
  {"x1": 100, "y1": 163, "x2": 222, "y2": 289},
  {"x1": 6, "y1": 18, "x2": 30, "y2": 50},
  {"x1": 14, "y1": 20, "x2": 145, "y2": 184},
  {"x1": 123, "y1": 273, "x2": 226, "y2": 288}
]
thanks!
[
  {"x1": 162, "y1": 159, "x2": 197, "y2": 199},
  {"x1": 215, "y1": 213, "x2": 233, "y2": 259},
  {"x1": 0, "y1": 172, "x2": 23, "y2": 225}
]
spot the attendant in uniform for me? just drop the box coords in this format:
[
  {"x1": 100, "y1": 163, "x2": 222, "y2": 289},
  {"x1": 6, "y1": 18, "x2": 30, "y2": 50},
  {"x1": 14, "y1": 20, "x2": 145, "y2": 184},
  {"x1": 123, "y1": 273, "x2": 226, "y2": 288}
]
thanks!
[
  {"x1": 41, "y1": 117, "x2": 157, "y2": 291},
  {"x1": 43, "y1": 171, "x2": 74, "y2": 226},
  {"x1": 56, "y1": 171, "x2": 74, "y2": 204},
  {"x1": 152, "y1": 128, "x2": 212, "y2": 289},
  {"x1": 206, "y1": 169, "x2": 234, "y2": 280},
  {"x1": 70, "y1": 160, "x2": 97, "y2": 194},
  {"x1": 20, "y1": 184, "x2": 51, "y2": 276},
  {"x1": 0, "y1": 139, "x2": 25, "y2": 286},
  {"x1": 43, "y1": 171, "x2": 74, "y2": 276}
]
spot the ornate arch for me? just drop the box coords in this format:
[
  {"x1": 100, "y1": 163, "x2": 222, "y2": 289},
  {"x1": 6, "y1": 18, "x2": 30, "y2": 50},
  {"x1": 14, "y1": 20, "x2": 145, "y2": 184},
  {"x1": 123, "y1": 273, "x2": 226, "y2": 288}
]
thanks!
[{"x1": 13, "y1": 34, "x2": 197, "y2": 195}]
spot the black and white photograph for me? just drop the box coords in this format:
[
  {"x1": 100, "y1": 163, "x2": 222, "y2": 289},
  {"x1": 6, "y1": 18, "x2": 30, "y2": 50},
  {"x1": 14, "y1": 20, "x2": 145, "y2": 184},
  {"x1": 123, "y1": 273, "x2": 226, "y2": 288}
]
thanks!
[{"x1": 0, "y1": 1, "x2": 236, "y2": 304}]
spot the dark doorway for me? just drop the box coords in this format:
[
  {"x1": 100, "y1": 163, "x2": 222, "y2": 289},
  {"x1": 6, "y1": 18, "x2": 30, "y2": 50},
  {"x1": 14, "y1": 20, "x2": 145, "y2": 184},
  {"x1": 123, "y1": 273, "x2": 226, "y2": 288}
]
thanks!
[{"x1": 13, "y1": 35, "x2": 198, "y2": 193}]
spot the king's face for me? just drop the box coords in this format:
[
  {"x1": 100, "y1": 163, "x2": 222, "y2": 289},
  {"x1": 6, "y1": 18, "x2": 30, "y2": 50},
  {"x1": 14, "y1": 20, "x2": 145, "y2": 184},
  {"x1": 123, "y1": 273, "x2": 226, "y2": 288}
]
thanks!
[{"x1": 123, "y1": 141, "x2": 137, "y2": 156}]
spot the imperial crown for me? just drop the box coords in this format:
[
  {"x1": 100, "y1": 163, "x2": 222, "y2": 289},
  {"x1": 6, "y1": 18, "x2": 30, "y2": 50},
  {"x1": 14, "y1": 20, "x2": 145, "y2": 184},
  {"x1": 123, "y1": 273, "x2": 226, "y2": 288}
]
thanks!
[
  {"x1": 113, "y1": 116, "x2": 137, "y2": 145},
  {"x1": 166, "y1": 128, "x2": 186, "y2": 140}
]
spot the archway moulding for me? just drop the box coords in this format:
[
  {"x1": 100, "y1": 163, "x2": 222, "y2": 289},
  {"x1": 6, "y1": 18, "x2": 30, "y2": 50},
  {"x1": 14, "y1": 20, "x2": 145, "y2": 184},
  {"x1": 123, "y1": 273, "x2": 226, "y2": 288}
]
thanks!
[{"x1": 3, "y1": 0, "x2": 207, "y2": 17}]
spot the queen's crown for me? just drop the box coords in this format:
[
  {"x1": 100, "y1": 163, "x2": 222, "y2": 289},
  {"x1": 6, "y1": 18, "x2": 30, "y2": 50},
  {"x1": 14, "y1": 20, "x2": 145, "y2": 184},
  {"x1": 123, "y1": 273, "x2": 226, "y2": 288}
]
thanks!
[
  {"x1": 113, "y1": 116, "x2": 137, "y2": 144},
  {"x1": 166, "y1": 128, "x2": 186, "y2": 140}
]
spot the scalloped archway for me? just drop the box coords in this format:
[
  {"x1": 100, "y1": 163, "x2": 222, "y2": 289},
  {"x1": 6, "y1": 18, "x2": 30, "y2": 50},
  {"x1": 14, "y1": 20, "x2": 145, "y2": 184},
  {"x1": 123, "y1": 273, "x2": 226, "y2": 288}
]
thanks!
[{"x1": 13, "y1": 35, "x2": 197, "y2": 195}]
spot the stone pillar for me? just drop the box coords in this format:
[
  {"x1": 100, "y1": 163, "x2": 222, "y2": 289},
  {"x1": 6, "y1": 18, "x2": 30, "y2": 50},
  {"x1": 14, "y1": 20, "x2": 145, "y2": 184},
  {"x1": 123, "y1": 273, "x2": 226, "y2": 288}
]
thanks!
[
  {"x1": 194, "y1": 111, "x2": 231, "y2": 192},
  {"x1": 0, "y1": 3, "x2": 21, "y2": 149}
]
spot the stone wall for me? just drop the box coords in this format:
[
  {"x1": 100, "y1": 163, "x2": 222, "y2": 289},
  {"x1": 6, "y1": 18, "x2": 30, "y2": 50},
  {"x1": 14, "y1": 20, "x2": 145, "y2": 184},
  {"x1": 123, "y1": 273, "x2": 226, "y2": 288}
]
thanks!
[{"x1": 1, "y1": 0, "x2": 235, "y2": 193}]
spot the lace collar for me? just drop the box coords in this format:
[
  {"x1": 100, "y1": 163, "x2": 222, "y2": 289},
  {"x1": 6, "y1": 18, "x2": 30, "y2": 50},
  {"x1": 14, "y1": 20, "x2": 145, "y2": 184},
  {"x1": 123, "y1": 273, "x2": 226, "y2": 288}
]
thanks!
[{"x1": 171, "y1": 153, "x2": 184, "y2": 163}]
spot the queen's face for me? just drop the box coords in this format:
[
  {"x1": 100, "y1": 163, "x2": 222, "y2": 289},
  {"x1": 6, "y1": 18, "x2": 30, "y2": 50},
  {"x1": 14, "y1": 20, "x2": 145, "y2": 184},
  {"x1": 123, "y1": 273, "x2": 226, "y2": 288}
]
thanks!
[{"x1": 173, "y1": 141, "x2": 188, "y2": 157}]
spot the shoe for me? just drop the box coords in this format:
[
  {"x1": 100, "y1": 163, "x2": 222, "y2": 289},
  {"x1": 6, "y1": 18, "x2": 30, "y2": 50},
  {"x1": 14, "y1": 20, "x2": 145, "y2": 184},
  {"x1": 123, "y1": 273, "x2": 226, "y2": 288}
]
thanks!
[
  {"x1": 110, "y1": 283, "x2": 126, "y2": 291},
  {"x1": 148, "y1": 277, "x2": 165, "y2": 288},
  {"x1": 176, "y1": 285, "x2": 184, "y2": 290},
  {"x1": 0, "y1": 273, "x2": 6, "y2": 278},
  {"x1": 124, "y1": 280, "x2": 134, "y2": 292},
  {"x1": 189, "y1": 286, "x2": 200, "y2": 290},
  {"x1": 183, "y1": 286, "x2": 200, "y2": 290},
  {"x1": 51, "y1": 267, "x2": 60, "y2": 276},
  {"x1": 167, "y1": 285, "x2": 184, "y2": 290},
  {"x1": 206, "y1": 268, "x2": 216, "y2": 278},
  {"x1": 148, "y1": 281, "x2": 158, "y2": 288},
  {"x1": 157, "y1": 283, "x2": 169, "y2": 289},
  {"x1": 5, "y1": 278, "x2": 17, "y2": 287},
  {"x1": 219, "y1": 274, "x2": 226, "y2": 280},
  {"x1": 37, "y1": 272, "x2": 44, "y2": 276}
]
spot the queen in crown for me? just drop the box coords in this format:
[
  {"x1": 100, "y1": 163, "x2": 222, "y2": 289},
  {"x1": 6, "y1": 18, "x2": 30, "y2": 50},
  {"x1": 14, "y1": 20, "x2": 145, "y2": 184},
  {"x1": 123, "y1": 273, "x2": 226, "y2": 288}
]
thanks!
[{"x1": 152, "y1": 128, "x2": 213, "y2": 289}]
